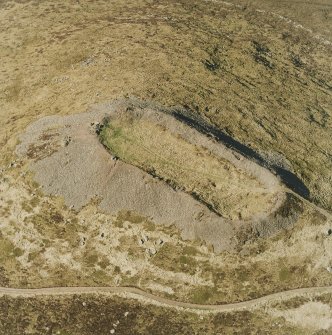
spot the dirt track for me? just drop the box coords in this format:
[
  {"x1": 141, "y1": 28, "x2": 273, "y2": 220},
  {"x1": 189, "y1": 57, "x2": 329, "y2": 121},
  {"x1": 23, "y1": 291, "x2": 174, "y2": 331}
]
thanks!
[{"x1": 1, "y1": 285, "x2": 331, "y2": 312}]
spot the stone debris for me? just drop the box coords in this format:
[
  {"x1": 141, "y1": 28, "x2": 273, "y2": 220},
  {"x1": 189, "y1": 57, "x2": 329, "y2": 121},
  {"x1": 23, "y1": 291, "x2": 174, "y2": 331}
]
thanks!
[
  {"x1": 63, "y1": 136, "x2": 72, "y2": 147},
  {"x1": 15, "y1": 99, "x2": 287, "y2": 252},
  {"x1": 139, "y1": 238, "x2": 145, "y2": 245},
  {"x1": 155, "y1": 238, "x2": 164, "y2": 245},
  {"x1": 148, "y1": 247, "x2": 157, "y2": 256},
  {"x1": 141, "y1": 234, "x2": 148, "y2": 242}
]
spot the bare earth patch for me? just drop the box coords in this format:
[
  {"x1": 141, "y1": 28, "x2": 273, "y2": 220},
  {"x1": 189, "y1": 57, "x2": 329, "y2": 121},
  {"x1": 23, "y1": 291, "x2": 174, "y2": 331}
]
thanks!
[
  {"x1": 16, "y1": 98, "x2": 301, "y2": 252},
  {"x1": 271, "y1": 301, "x2": 332, "y2": 332}
]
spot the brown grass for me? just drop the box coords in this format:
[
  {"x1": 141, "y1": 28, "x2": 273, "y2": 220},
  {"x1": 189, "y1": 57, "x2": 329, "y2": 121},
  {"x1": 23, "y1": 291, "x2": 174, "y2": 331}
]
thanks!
[{"x1": 101, "y1": 115, "x2": 276, "y2": 220}]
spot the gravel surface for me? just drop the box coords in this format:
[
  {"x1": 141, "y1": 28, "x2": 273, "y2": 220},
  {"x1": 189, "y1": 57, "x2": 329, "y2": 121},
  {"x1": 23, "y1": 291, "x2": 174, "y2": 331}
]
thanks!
[{"x1": 16, "y1": 99, "x2": 295, "y2": 252}]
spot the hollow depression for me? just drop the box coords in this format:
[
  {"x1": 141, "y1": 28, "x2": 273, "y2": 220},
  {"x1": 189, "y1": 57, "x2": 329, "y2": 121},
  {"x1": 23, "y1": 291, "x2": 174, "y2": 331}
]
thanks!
[{"x1": 16, "y1": 99, "x2": 301, "y2": 252}]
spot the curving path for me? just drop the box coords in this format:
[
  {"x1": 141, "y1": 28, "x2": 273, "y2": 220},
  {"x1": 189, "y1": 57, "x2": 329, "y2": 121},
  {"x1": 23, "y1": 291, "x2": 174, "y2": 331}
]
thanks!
[{"x1": 1, "y1": 285, "x2": 332, "y2": 312}]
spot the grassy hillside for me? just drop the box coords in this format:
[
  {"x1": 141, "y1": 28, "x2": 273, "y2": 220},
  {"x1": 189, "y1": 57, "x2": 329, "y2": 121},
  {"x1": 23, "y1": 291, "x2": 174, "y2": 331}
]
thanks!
[{"x1": 1, "y1": 0, "x2": 331, "y2": 210}]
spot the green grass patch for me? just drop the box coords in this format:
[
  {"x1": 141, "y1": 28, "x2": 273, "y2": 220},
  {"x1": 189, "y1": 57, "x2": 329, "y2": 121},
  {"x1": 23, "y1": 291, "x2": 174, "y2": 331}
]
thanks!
[
  {"x1": 0, "y1": 239, "x2": 15, "y2": 261},
  {"x1": 99, "y1": 115, "x2": 275, "y2": 220},
  {"x1": 151, "y1": 243, "x2": 198, "y2": 275},
  {"x1": 279, "y1": 266, "x2": 291, "y2": 281},
  {"x1": 190, "y1": 286, "x2": 218, "y2": 304}
]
